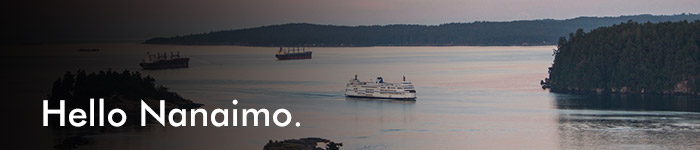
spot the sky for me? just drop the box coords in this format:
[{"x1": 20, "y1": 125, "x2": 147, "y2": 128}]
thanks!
[{"x1": 4, "y1": 0, "x2": 700, "y2": 42}]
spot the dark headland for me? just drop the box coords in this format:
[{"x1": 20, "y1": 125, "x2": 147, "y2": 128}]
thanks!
[
  {"x1": 46, "y1": 70, "x2": 203, "y2": 126},
  {"x1": 544, "y1": 20, "x2": 700, "y2": 95},
  {"x1": 144, "y1": 14, "x2": 699, "y2": 47},
  {"x1": 46, "y1": 70, "x2": 203, "y2": 149}
]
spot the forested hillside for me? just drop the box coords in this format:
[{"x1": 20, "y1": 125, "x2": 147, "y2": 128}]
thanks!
[
  {"x1": 145, "y1": 14, "x2": 699, "y2": 46},
  {"x1": 546, "y1": 20, "x2": 700, "y2": 95}
]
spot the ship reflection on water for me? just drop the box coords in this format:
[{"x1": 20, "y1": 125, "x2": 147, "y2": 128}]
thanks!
[
  {"x1": 553, "y1": 94, "x2": 700, "y2": 149},
  {"x1": 345, "y1": 97, "x2": 417, "y2": 105}
]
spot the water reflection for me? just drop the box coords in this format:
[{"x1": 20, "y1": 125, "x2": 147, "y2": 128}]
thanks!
[
  {"x1": 553, "y1": 93, "x2": 700, "y2": 149},
  {"x1": 554, "y1": 93, "x2": 700, "y2": 112}
]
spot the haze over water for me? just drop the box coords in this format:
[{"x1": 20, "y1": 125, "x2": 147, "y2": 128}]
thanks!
[{"x1": 5, "y1": 44, "x2": 699, "y2": 149}]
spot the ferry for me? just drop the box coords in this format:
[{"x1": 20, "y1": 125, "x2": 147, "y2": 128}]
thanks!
[
  {"x1": 139, "y1": 51, "x2": 189, "y2": 70},
  {"x1": 345, "y1": 75, "x2": 417, "y2": 100},
  {"x1": 275, "y1": 47, "x2": 312, "y2": 60}
]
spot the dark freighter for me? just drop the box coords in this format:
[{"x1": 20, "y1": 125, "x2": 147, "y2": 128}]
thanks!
[
  {"x1": 275, "y1": 47, "x2": 312, "y2": 60},
  {"x1": 139, "y1": 52, "x2": 189, "y2": 70}
]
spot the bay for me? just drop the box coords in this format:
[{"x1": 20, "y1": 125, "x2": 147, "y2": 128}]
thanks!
[{"x1": 4, "y1": 44, "x2": 699, "y2": 149}]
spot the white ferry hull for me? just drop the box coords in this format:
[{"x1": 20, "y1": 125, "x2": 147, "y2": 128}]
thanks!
[
  {"x1": 345, "y1": 76, "x2": 417, "y2": 100},
  {"x1": 345, "y1": 92, "x2": 416, "y2": 100}
]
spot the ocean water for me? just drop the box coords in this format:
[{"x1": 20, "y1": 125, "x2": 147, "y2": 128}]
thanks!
[{"x1": 4, "y1": 44, "x2": 699, "y2": 149}]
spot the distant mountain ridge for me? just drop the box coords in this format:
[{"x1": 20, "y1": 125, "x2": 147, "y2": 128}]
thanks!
[{"x1": 144, "y1": 14, "x2": 700, "y2": 46}]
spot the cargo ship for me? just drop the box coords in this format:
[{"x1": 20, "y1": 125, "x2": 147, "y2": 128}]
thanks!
[
  {"x1": 139, "y1": 52, "x2": 189, "y2": 70},
  {"x1": 345, "y1": 75, "x2": 417, "y2": 100},
  {"x1": 275, "y1": 47, "x2": 312, "y2": 60}
]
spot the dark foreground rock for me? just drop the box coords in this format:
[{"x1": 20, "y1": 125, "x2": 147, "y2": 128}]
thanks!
[{"x1": 264, "y1": 137, "x2": 343, "y2": 150}]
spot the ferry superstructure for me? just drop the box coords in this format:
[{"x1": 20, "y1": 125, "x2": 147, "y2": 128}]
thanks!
[{"x1": 345, "y1": 75, "x2": 416, "y2": 100}]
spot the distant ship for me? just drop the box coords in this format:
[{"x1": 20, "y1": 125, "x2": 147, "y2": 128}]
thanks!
[
  {"x1": 139, "y1": 52, "x2": 189, "y2": 70},
  {"x1": 345, "y1": 75, "x2": 417, "y2": 100},
  {"x1": 275, "y1": 47, "x2": 312, "y2": 60}
]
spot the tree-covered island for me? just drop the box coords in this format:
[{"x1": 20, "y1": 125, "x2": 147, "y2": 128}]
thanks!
[{"x1": 544, "y1": 20, "x2": 700, "y2": 95}]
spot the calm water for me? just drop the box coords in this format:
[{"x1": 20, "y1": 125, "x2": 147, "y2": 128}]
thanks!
[{"x1": 4, "y1": 44, "x2": 700, "y2": 149}]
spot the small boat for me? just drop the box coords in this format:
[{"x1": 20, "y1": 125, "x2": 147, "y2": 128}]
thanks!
[
  {"x1": 275, "y1": 47, "x2": 312, "y2": 60},
  {"x1": 139, "y1": 51, "x2": 189, "y2": 70},
  {"x1": 345, "y1": 75, "x2": 416, "y2": 100}
]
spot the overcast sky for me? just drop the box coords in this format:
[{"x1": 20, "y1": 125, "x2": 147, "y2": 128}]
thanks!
[{"x1": 5, "y1": 0, "x2": 700, "y2": 42}]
